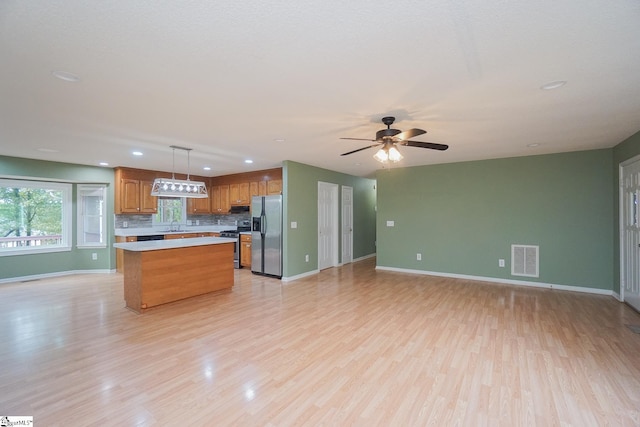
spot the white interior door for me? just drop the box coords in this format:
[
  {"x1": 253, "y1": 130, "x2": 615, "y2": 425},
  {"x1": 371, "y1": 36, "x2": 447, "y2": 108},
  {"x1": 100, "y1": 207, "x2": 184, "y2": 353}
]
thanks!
[
  {"x1": 342, "y1": 185, "x2": 353, "y2": 264},
  {"x1": 621, "y1": 159, "x2": 640, "y2": 312},
  {"x1": 318, "y1": 182, "x2": 338, "y2": 270}
]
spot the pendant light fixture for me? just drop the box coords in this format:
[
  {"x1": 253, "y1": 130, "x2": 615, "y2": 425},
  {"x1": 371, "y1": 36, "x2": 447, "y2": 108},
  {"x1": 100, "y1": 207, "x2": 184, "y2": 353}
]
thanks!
[{"x1": 150, "y1": 145, "x2": 208, "y2": 198}]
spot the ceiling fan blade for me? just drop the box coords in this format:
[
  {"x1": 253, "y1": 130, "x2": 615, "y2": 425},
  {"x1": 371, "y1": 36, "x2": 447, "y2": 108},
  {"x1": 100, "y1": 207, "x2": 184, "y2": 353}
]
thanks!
[
  {"x1": 340, "y1": 145, "x2": 378, "y2": 156},
  {"x1": 340, "y1": 137, "x2": 377, "y2": 142},
  {"x1": 395, "y1": 128, "x2": 426, "y2": 141},
  {"x1": 405, "y1": 140, "x2": 449, "y2": 151}
]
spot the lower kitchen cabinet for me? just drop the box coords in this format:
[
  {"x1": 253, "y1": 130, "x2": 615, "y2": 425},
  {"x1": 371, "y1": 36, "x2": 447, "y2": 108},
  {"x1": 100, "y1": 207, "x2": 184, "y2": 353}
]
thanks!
[
  {"x1": 240, "y1": 234, "x2": 251, "y2": 268},
  {"x1": 115, "y1": 236, "x2": 137, "y2": 273},
  {"x1": 164, "y1": 232, "x2": 214, "y2": 239}
]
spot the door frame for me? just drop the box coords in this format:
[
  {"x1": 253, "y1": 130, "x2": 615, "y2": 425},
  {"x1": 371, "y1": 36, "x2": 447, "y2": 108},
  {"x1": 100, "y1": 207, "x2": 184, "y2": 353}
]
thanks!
[
  {"x1": 619, "y1": 153, "x2": 640, "y2": 304},
  {"x1": 341, "y1": 185, "x2": 353, "y2": 265},
  {"x1": 318, "y1": 181, "x2": 339, "y2": 270}
]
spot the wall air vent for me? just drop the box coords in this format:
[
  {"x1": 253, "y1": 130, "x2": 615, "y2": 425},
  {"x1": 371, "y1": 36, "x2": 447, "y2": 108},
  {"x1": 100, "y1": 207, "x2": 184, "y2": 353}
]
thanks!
[{"x1": 511, "y1": 244, "x2": 539, "y2": 277}]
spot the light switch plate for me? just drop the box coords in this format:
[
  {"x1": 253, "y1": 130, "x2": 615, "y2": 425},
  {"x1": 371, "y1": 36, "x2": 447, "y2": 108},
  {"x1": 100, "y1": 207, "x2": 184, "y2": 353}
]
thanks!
[
  {"x1": 291, "y1": 221, "x2": 297, "y2": 229},
  {"x1": 386, "y1": 220, "x2": 395, "y2": 227}
]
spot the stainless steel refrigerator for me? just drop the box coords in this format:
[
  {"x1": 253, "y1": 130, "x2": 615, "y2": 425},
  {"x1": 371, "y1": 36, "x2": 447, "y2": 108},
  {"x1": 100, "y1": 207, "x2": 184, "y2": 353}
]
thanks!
[{"x1": 251, "y1": 195, "x2": 283, "y2": 278}]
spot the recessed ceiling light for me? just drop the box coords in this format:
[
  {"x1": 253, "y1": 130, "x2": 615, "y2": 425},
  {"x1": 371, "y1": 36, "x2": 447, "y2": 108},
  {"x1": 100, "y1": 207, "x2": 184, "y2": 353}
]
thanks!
[
  {"x1": 244, "y1": 159, "x2": 253, "y2": 164},
  {"x1": 132, "y1": 151, "x2": 143, "y2": 156},
  {"x1": 540, "y1": 80, "x2": 566, "y2": 90},
  {"x1": 99, "y1": 162, "x2": 109, "y2": 166},
  {"x1": 203, "y1": 166, "x2": 211, "y2": 171},
  {"x1": 36, "y1": 148, "x2": 59, "y2": 153},
  {"x1": 51, "y1": 70, "x2": 81, "y2": 83},
  {"x1": 527, "y1": 143, "x2": 540, "y2": 147}
]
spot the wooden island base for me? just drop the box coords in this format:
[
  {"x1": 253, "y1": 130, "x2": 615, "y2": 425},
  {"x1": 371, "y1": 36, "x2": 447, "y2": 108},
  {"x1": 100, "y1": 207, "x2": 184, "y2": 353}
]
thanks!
[{"x1": 122, "y1": 242, "x2": 234, "y2": 313}]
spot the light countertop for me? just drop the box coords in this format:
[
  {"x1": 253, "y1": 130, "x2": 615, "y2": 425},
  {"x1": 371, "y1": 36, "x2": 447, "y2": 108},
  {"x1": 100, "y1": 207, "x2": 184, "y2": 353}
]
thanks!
[
  {"x1": 113, "y1": 237, "x2": 237, "y2": 252},
  {"x1": 114, "y1": 226, "x2": 233, "y2": 237}
]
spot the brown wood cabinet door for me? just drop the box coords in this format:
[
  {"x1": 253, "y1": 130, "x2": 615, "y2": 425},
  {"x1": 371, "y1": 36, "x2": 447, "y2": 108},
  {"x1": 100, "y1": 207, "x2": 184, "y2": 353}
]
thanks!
[
  {"x1": 238, "y1": 182, "x2": 250, "y2": 204},
  {"x1": 240, "y1": 236, "x2": 251, "y2": 267},
  {"x1": 258, "y1": 181, "x2": 267, "y2": 196},
  {"x1": 229, "y1": 183, "x2": 240, "y2": 204},
  {"x1": 219, "y1": 185, "x2": 230, "y2": 213},
  {"x1": 250, "y1": 181, "x2": 259, "y2": 198},
  {"x1": 140, "y1": 181, "x2": 158, "y2": 213},
  {"x1": 211, "y1": 185, "x2": 221, "y2": 212},
  {"x1": 120, "y1": 179, "x2": 141, "y2": 213},
  {"x1": 267, "y1": 179, "x2": 282, "y2": 195},
  {"x1": 188, "y1": 195, "x2": 211, "y2": 214}
]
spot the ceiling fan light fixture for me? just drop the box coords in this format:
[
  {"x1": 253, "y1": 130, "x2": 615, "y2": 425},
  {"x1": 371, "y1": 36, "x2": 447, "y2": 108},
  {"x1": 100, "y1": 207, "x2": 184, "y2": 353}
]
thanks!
[
  {"x1": 374, "y1": 147, "x2": 389, "y2": 163},
  {"x1": 374, "y1": 142, "x2": 403, "y2": 163},
  {"x1": 388, "y1": 146, "x2": 403, "y2": 162}
]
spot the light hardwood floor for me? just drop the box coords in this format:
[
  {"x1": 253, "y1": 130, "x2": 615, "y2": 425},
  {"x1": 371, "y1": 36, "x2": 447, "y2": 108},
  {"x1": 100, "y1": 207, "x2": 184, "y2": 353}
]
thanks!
[{"x1": 1, "y1": 258, "x2": 640, "y2": 426}]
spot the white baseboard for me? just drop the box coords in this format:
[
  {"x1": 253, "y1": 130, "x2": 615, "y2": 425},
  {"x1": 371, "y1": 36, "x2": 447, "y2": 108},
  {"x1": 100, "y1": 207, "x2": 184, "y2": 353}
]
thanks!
[
  {"x1": 375, "y1": 265, "x2": 614, "y2": 297},
  {"x1": 354, "y1": 253, "x2": 376, "y2": 262},
  {"x1": 282, "y1": 269, "x2": 319, "y2": 282},
  {"x1": 0, "y1": 269, "x2": 117, "y2": 285},
  {"x1": 282, "y1": 253, "x2": 376, "y2": 282}
]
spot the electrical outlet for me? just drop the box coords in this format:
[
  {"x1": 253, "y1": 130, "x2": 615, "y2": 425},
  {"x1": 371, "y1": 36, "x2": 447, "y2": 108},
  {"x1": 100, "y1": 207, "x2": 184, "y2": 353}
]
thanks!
[
  {"x1": 305, "y1": 254, "x2": 309, "y2": 262},
  {"x1": 123, "y1": 221, "x2": 128, "y2": 228},
  {"x1": 499, "y1": 259, "x2": 505, "y2": 267},
  {"x1": 92, "y1": 253, "x2": 97, "y2": 261},
  {"x1": 416, "y1": 253, "x2": 422, "y2": 261},
  {"x1": 386, "y1": 220, "x2": 395, "y2": 227}
]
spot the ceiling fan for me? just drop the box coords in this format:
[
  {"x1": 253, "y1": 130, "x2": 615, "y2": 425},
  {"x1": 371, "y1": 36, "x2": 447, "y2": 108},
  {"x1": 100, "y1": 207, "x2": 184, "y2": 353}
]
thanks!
[{"x1": 340, "y1": 116, "x2": 448, "y2": 163}]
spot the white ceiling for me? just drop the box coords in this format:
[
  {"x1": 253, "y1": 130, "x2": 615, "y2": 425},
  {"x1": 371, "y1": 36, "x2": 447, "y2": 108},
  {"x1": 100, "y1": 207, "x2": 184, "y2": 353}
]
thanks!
[{"x1": 1, "y1": 1, "x2": 640, "y2": 178}]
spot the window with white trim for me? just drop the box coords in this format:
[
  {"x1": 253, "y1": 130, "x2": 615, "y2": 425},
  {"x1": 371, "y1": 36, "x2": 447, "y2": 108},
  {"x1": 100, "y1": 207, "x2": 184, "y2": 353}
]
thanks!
[
  {"x1": 152, "y1": 197, "x2": 186, "y2": 226},
  {"x1": 0, "y1": 179, "x2": 72, "y2": 256},
  {"x1": 77, "y1": 184, "x2": 107, "y2": 248}
]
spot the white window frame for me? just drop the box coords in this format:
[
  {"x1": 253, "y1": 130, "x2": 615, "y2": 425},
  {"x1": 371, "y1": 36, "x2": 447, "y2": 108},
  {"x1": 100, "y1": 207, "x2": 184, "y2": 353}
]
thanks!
[
  {"x1": 77, "y1": 184, "x2": 107, "y2": 248},
  {"x1": 152, "y1": 197, "x2": 187, "y2": 227},
  {"x1": 0, "y1": 178, "x2": 72, "y2": 256}
]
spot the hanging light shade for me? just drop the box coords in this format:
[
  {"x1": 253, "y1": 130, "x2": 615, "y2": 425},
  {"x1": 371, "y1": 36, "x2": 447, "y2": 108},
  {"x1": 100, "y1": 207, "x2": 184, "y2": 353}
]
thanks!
[
  {"x1": 150, "y1": 146, "x2": 208, "y2": 198},
  {"x1": 374, "y1": 142, "x2": 403, "y2": 163}
]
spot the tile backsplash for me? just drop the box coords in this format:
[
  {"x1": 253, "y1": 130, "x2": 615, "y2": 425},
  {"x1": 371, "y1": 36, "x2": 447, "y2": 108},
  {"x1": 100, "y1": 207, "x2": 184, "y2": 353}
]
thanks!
[{"x1": 114, "y1": 213, "x2": 251, "y2": 229}]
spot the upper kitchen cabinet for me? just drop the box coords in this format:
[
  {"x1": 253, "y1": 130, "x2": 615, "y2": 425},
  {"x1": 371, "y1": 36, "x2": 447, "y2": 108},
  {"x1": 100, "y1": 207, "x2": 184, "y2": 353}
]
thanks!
[
  {"x1": 187, "y1": 178, "x2": 212, "y2": 214},
  {"x1": 229, "y1": 182, "x2": 251, "y2": 205},
  {"x1": 211, "y1": 184, "x2": 230, "y2": 214},
  {"x1": 250, "y1": 180, "x2": 269, "y2": 197},
  {"x1": 115, "y1": 168, "x2": 157, "y2": 214},
  {"x1": 267, "y1": 179, "x2": 282, "y2": 195},
  {"x1": 187, "y1": 195, "x2": 211, "y2": 214},
  {"x1": 215, "y1": 168, "x2": 282, "y2": 204}
]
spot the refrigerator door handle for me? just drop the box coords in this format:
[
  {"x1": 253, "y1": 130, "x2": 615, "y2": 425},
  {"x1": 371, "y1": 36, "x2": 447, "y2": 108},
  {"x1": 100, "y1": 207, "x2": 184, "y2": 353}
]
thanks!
[{"x1": 260, "y1": 214, "x2": 266, "y2": 235}]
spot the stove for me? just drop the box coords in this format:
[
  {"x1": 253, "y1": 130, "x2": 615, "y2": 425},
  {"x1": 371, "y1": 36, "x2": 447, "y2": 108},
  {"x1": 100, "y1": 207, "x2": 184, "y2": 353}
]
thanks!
[
  {"x1": 219, "y1": 226, "x2": 251, "y2": 268},
  {"x1": 219, "y1": 226, "x2": 251, "y2": 238}
]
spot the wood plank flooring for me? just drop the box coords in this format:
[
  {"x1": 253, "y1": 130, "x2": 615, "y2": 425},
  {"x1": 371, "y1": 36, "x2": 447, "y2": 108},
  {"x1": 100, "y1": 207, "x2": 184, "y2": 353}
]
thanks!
[{"x1": 1, "y1": 258, "x2": 640, "y2": 426}]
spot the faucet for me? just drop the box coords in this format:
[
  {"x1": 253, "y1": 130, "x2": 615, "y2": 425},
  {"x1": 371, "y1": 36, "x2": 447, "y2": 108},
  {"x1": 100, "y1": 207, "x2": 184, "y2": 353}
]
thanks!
[{"x1": 170, "y1": 220, "x2": 180, "y2": 232}]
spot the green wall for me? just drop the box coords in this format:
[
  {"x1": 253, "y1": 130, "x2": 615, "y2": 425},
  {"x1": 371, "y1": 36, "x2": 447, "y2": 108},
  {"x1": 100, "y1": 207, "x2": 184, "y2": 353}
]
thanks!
[
  {"x1": 612, "y1": 130, "x2": 640, "y2": 293},
  {"x1": 376, "y1": 149, "x2": 614, "y2": 290},
  {"x1": 0, "y1": 155, "x2": 115, "y2": 281},
  {"x1": 283, "y1": 160, "x2": 376, "y2": 278}
]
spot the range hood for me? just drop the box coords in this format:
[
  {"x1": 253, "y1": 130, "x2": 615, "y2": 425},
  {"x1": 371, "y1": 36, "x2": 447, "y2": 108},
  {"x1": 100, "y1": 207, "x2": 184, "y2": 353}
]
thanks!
[{"x1": 230, "y1": 205, "x2": 250, "y2": 213}]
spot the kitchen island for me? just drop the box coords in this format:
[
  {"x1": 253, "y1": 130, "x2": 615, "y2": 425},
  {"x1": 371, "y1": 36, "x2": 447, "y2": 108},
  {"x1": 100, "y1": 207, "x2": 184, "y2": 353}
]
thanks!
[{"x1": 114, "y1": 237, "x2": 236, "y2": 313}]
